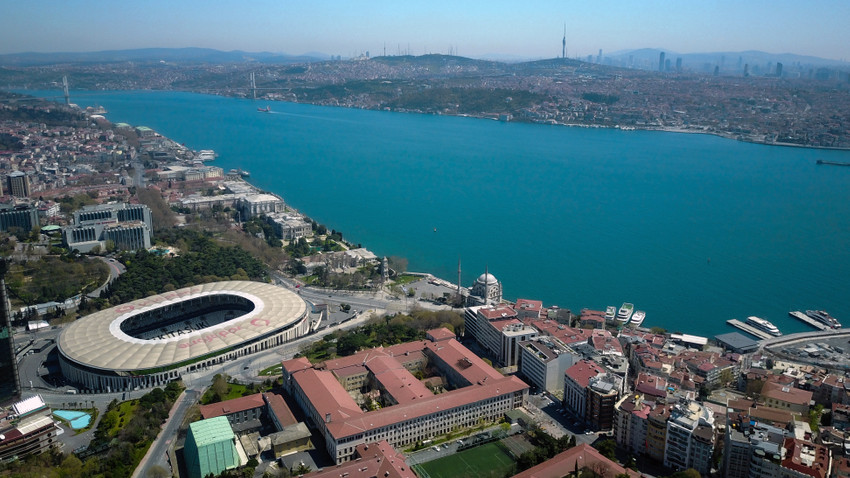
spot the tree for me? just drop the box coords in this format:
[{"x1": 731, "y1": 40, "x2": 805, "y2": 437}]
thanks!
[
  {"x1": 387, "y1": 256, "x2": 408, "y2": 273},
  {"x1": 146, "y1": 464, "x2": 171, "y2": 478},
  {"x1": 211, "y1": 374, "x2": 229, "y2": 402},
  {"x1": 593, "y1": 439, "x2": 616, "y2": 461}
]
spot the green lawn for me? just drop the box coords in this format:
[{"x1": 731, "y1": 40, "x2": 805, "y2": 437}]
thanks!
[
  {"x1": 413, "y1": 442, "x2": 515, "y2": 478},
  {"x1": 393, "y1": 274, "x2": 421, "y2": 285}
]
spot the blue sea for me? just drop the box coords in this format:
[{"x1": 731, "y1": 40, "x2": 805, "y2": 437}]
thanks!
[{"x1": 26, "y1": 90, "x2": 850, "y2": 337}]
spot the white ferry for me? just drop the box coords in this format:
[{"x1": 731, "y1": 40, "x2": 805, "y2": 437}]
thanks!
[
  {"x1": 196, "y1": 149, "x2": 217, "y2": 161},
  {"x1": 805, "y1": 310, "x2": 842, "y2": 329},
  {"x1": 745, "y1": 316, "x2": 782, "y2": 336},
  {"x1": 617, "y1": 303, "x2": 634, "y2": 323},
  {"x1": 630, "y1": 310, "x2": 646, "y2": 327},
  {"x1": 605, "y1": 306, "x2": 617, "y2": 322}
]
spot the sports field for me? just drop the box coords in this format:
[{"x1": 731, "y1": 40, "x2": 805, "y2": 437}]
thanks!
[{"x1": 413, "y1": 442, "x2": 516, "y2": 478}]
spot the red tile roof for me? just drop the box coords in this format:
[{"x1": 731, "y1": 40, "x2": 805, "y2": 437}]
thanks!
[
  {"x1": 565, "y1": 360, "x2": 605, "y2": 388},
  {"x1": 305, "y1": 441, "x2": 416, "y2": 478},
  {"x1": 511, "y1": 444, "x2": 641, "y2": 478},
  {"x1": 762, "y1": 381, "x2": 814, "y2": 406},
  {"x1": 781, "y1": 438, "x2": 830, "y2": 478},
  {"x1": 199, "y1": 392, "x2": 266, "y2": 419},
  {"x1": 426, "y1": 327, "x2": 456, "y2": 342},
  {"x1": 263, "y1": 392, "x2": 297, "y2": 428}
]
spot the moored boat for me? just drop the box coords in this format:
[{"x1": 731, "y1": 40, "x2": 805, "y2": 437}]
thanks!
[
  {"x1": 805, "y1": 310, "x2": 842, "y2": 329},
  {"x1": 617, "y1": 303, "x2": 634, "y2": 323},
  {"x1": 745, "y1": 316, "x2": 782, "y2": 336},
  {"x1": 630, "y1": 310, "x2": 646, "y2": 327},
  {"x1": 605, "y1": 306, "x2": 617, "y2": 322}
]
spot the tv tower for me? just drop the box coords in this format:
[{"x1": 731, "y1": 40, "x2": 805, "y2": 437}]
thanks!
[{"x1": 562, "y1": 24, "x2": 566, "y2": 59}]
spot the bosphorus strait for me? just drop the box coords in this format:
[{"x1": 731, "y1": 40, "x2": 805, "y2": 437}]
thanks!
[{"x1": 48, "y1": 90, "x2": 850, "y2": 338}]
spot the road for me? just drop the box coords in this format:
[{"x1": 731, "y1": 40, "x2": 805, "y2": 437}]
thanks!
[
  {"x1": 133, "y1": 390, "x2": 200, "y2": 478},
  {"x1": 88, "y1": 257, "x2": 125, "y2": 298}
]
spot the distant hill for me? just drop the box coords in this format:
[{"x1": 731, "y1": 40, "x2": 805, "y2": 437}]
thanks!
[{"x1": 0, "y1": 47, "x2": 328, "y2": 66}]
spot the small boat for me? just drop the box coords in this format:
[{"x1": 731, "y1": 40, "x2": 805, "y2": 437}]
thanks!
[
  {"x1": 617, "y1": 303, "x2": 634, "y2": 323},
  {"x1": 745, "y1": 316, "x2": 782, "y2": 336},
  {"x1": 258, "y1": 105, "x2": 271, "y2": 112},
  {"x1": 630, "y1": 310, "x2": 646, "y2": 327},
  {"x1": 605, "y1": 306, "x2": 617, "y2": 322}
]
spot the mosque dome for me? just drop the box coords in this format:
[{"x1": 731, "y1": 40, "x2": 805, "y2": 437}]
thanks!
[{"x1": 476, "y1": 273, "x2": 499, "y2": 285}]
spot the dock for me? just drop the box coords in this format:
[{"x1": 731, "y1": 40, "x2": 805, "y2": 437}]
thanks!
[
  {"x1": 789, "y1": 311, "x2": 831, "y2": 331},
  {"x1": 726, "y1": 319, "x2": 773, "y2": 340}
]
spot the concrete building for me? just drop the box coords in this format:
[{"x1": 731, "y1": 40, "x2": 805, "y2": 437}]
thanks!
[
  {"x1": 265, "y1": 213, "x2": 312, "y2": 241},
  {"x1": 0, "y1": 204, "x2": 39, "y2": 234},
  {"x1": 237, "y1": 194, "x2": 284, "y2": 219},
  {"x1": 518, "y1": 337, "x2": 579, "y2": 392},
  {"x1": 0, "y1": 396, "x2": 60, "y2": 463},
  {"x1": 780, "y1": 438, "x2": 831, "y2": 478},
  {"x1": 664, "y1": 398, "x2": 715, "y2": 475},
  {"x1": 724, "y1": 420, "x2": 788, "y2": 478},
  {"x1": 184, "y1": 416, "x2": 241, "y2": 478},
  {"x1": 63, "y1": 202, "x2": 153, "y2": 253},
  {"x1": 0, "y1": 268, "x2": 19, "y2": 406},
  {"x1": 564, "y1": 359, "x2": 625, "y2": 430},
  {"x1": 6, "y1": 172, "x2": 30, "y2": 198},
  {"x1": 761, "y1": 381, "x2": 813, "y2": 415},
  {"x1": 586, "y1": 371, "x2": 623, "y2": 431},
  {"x1": 281, "y1": 330, "x2": 528, "y2": 464},
  {"x1": 646, "y1": 404, "x2": 672, "y2": 462},
  {"x1": 74, "y1": 202, "x2": 152, "y2": 229},
  {"x1": 614, "y1": 393, "x2": 651, "y2": 456},
  {"x1": 464, "y1": 305, "x2": 537, "y2": 367}
]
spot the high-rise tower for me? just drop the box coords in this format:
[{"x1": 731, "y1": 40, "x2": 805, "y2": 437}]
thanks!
[
  {"x1": 562, "y1": 24, "x2": 566, "y2": 59},
  {"x1": 0, "y1": 260, "x2": 20, "y2": 405},
  {"x1": 659, "y1": 51, "x2": 666, "y2": 72}
]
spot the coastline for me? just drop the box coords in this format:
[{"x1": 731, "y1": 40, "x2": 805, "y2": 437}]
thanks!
[{"x1": 220, "y1": 92, "x2": 850, "y2": 152}]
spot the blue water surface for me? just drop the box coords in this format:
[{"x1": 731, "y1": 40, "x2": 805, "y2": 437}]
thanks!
[
  {"x1": 53, "y1": 410, "x2": 91, "y2": 429},
  {"x1": 22, "y1": 90, "x2": 850, "y2": 337}
]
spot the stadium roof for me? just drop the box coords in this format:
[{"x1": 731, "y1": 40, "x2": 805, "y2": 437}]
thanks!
[{"x1": 57, "y1": 281, "x2": 307, "y2": 372}]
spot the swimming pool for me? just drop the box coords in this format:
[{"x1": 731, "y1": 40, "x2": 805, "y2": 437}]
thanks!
[{"x1": 53, "y1": 410, "x2": 92, "y2": 429}]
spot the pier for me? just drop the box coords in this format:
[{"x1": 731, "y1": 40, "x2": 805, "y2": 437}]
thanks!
[
  {"x1": 789, "y1": 311, "x2": 831, "y2": 331},
  {"x1": 726, "y1": 319, "x2": 773, "y2": 340}
]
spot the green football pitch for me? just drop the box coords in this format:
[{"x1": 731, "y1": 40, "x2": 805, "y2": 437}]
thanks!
[{"x1": 413, "y1": 442, "x2": 516, "y2": 478}]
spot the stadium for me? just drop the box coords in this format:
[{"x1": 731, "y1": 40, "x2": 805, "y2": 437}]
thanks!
[{"x1": 57, "y1": 281, "x2": 311, "y2": 393}]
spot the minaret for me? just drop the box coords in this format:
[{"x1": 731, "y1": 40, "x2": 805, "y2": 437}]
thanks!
[
  {"x1": 457, "y1": 257, "x2": 462, "y2": 297},
  {"x1": 562, "y1": 24, "x2": 566, "y2": 59},
  {"x1": 484, "y1": 264, "x2": 490, "y2": 304}
]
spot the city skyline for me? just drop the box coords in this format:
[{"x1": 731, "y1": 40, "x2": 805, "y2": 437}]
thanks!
[{"x1": 3, "y1": 0, "x2": 849, "y2": 62}]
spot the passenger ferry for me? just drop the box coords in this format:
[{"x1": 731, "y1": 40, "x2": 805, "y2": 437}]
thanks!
[
  {"x1": 630, "y1": 310, "x2": 646, "y2": 327},
  {"x1": 605, "y1": 306, "x2": 617, "y2": 322},
  {"x1": 617, "y1": 303, "x2": 634, "y2": 323},
  {"x1": 745, "y1": 316, "x2": 782, "y2": 336},
  {"x1": 805, "y1": 310, "x2": 842, "y2": 329}
]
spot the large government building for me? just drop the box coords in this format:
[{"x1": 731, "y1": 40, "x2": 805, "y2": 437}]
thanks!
[
  {"x1": 281, "y1": 328, "x2": 529, "y2": 464},
  {"x1": 57, "y1": 281, "x2": 311, "y2": 392}
]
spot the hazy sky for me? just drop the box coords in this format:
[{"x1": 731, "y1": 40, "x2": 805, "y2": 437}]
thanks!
[{"x1": 3, "y1": 0, "x2": 849, "y2": 61}]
